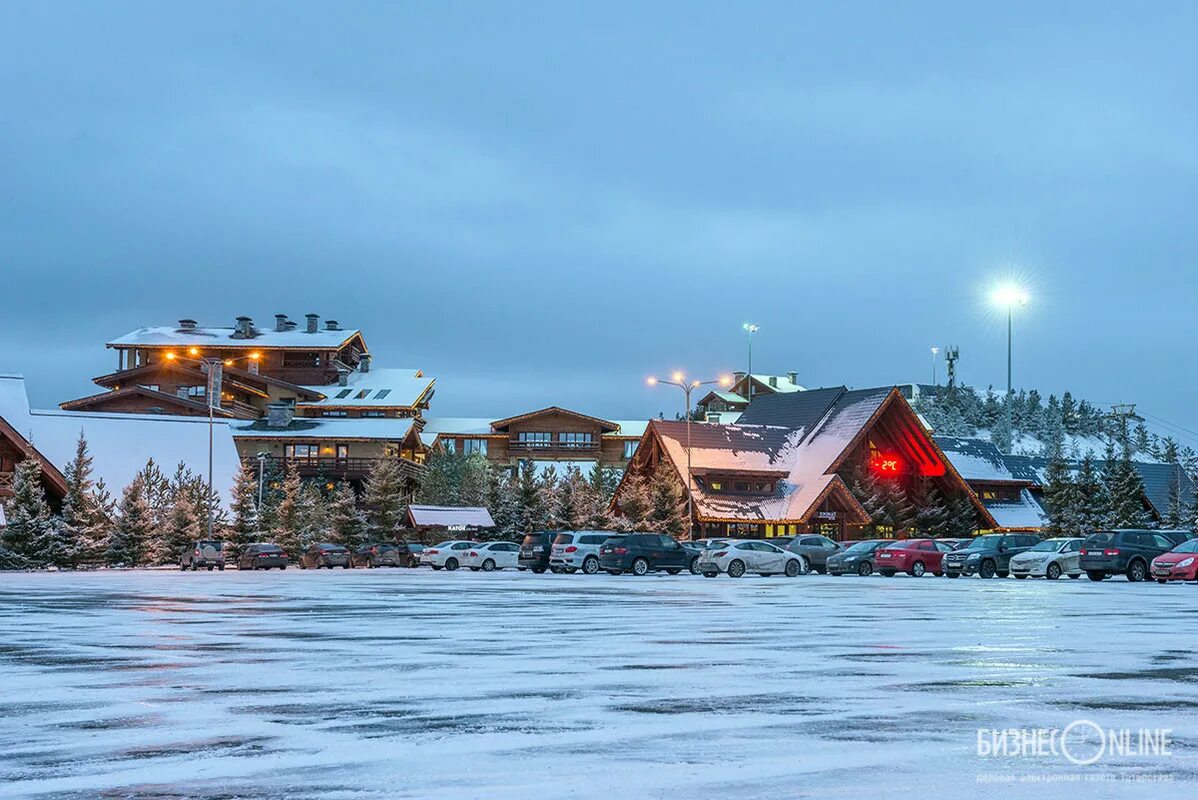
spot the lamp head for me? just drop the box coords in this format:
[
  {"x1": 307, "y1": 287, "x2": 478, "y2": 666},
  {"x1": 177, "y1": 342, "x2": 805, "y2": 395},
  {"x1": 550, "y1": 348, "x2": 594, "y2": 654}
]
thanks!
[
  {"x1": 646, "y1": 376, "x2": 658, "y2": 387},
  {"x1": 991, "y1": 284, "x2": 1029, "y2": 308},
  {"x1": 671, "y1": 371, "x2": 684, "y2": 383}
]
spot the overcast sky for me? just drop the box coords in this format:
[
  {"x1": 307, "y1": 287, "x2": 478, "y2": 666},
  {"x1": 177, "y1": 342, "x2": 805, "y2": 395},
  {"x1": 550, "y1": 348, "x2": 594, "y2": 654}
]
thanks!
[{"x1": 2, "y1": 2, "x2": 1196, "y2": 443}]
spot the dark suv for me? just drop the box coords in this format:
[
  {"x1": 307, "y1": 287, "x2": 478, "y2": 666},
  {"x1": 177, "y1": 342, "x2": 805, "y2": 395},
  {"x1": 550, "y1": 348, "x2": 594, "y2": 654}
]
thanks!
[
  {"x1": 519, "y1": 532, "x2": 555, "y2": 573},
  {"x1": 237, "y1": 543, "x2": 288, "y2": 570},
  {"x1": 941, "y1": 533, "x2": 1040, "y2": 578},
  {"x1": 599, "y1": 533, "x2": 696, "y2": 575},
  {"x1": 180, "y1": 540, "x2": 224, "y2": 571},
  {"x1": 1080, "y1": 530, "x2": 1178, "y2": 582}
]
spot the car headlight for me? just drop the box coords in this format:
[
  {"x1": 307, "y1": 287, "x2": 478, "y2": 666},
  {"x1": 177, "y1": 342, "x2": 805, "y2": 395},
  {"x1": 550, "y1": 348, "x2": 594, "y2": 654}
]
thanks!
[
  {"x1": 1177, "y1": 558, "x2": 1194, "y2": 568},
  {"x1": 966, "y1": 555, "x2": 980, "y2": 563},
  {"x1": 843, "y1": 555, "x2": 857, "y2": 562}
]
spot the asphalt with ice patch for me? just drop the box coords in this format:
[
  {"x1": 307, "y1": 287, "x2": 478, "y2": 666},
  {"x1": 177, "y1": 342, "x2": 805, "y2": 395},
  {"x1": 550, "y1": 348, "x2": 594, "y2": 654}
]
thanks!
[{"x1": 1, "y1": 569, "x2": 1195, "y2": 799}]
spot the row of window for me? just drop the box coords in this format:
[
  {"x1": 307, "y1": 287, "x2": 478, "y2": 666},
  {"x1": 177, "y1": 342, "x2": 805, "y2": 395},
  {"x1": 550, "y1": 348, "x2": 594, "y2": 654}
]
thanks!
[
  {"x1": 320, "y1": 410, "x2": 391, "y2": 418},
  {"x1": 331, "y1": 388, "x2": 393, "y2": 400},
  {"x1": 701, "y1": 477, "x2": 776, "y2": 494},
  {"x1": 442, "y1": 437, "x2": 637, "y2": 459},
  {"x1": 516, "y1": 431, "x2": 595, "y2": 445}
]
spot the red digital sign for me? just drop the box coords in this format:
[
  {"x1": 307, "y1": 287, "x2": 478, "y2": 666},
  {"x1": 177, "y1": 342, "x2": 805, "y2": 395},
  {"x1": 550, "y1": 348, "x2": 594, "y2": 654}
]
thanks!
[{"x1": 870, "y1": 452, "x2": 903, "y2": 477}]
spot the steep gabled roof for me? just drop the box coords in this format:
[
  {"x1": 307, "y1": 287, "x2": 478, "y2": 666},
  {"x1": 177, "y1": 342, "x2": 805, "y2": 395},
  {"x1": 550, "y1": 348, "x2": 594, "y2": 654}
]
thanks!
[
  {"x1": 490, "y1": 407, "x2": 619, "y2": 433},
  {"x1": 89, "y1": 361, "x2": 324, "y2": 400},
  {"x1": 296, "y1": 368, "x2": 435, "y2": 409},
  {"x1": 59, "y1": 386, "x2": 244, "y2": 418}
]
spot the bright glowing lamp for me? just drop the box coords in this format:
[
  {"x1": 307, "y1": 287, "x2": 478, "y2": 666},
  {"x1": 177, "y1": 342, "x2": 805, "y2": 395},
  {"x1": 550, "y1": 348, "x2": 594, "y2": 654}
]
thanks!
[{"x1": 991, "y1": 284, "x2": 1029, "y2": 308}]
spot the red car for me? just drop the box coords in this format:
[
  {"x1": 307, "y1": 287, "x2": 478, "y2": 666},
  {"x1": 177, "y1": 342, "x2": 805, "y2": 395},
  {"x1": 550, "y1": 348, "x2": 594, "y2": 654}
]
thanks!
[
  {"x1": 875, "y1": 539, "x2": 954, "y2": 577},
  {"x1": 1151, "y1": 539, "x2": 1198, "y2": 583}
]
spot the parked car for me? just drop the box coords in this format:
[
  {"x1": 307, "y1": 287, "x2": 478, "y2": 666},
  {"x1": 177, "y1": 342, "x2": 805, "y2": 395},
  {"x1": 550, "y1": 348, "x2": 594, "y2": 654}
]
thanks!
[
  {"x1": 1080, "y1": 529, "x2": 1178, "y2": 582},
  {"x1": 518, "y1": 532, "x2": 556, "y2": 573},
  {"x1": 180, "y1": 540, "x2": 224, "y2": 571},
  {"x1": 550, "y1": 532, "x2": 622, "y2": 574},
  {"x1": 875, "y1": 538, "x2": 953, "y2": 577},
  {"x1": 784, "y1": 534, "x2": 843, "y2": 574},
  {"x1": 937, "y1": 538, "x2": 971, "y2": 551},
  {"x1": 941, "y1": 533, "x2": 1041, "y2": 578},
  {"x1": 1157, "y1": 530, "x2": 1196, "y2": 547},
  {"x1": 696, "y1": 540, "x2": 803, "y2": 578},
  {"x1": 599, "y1": 533, "x2": 697, "y2": 575},
  {"x1": 1008, "y1": 537, "x2": 1084, "y2": 580},
  {"x1": 461, "y1": 541, "x2": 520, "y2": 571},
  {"x1": 691, "y1": 538, "x2": 733, "y2": 550},
  {"x1": 299, "y1": 543, "x2": 351, "y2": 569},
  {"x1": 237, "y1": 543, "x2": 288, "y2": 570},
  {"x1": 351, "y1": 543, "x2": 403, "y2": 568},
  {"x1": 421, "y1": 540, "x2": 477, "y2": 571},
  {"x1": 402, "y1": 542, "x2": 424, "y2": 567},
  {"x1": 1151, "y1": 539, "x2": 1198, "y2": 583},
  {"x1": 825, "y1": 539, "x2": 889, "y2": 576}
]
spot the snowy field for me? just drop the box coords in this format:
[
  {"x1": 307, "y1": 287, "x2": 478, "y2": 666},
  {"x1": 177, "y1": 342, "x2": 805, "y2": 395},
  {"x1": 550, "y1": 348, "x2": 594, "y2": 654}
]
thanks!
[{"x1": 2, "y1": 570, "x2": 1196, "y2": 799}]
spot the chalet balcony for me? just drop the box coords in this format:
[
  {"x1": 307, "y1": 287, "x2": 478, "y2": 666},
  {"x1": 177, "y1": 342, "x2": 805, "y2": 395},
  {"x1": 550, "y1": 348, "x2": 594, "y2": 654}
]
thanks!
[
  {"x1": 507, "y1": 439, "x2": 600, "y2": 455},
  {"x1": 245, "y1": 455, "x2": 423, "y2": 481}
]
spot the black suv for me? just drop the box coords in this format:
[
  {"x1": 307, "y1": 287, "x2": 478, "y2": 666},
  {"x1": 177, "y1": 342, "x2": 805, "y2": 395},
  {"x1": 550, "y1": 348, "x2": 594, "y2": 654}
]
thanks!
[
  {"x1": 519, "y1": 532, "x2": 555, "y2": 573},
  {"x1": 599, "y1": 533, "x2": 696, "y2": 575},
  {"x1": 941, "y1": 533, "x2": 1040, "y2": 578},
  {"x1": 1080, "y1": 530, "x2": 1178, "y2": 582}
]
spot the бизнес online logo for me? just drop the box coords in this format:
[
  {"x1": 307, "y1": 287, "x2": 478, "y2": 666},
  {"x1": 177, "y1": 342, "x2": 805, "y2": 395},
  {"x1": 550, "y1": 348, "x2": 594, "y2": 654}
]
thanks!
[{"x1": 977, "y1": 721, "x2": 1173, "y2": 766}]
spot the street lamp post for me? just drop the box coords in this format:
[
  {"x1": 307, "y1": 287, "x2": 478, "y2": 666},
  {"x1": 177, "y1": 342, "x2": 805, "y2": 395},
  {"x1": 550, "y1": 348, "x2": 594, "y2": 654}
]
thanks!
[
  {"x1": 930, "y1": 346, "x2": 939, "y2": 385},
  {"x1": 990, "y1": 284, "x2": 1029, "y2": 448},
  {"x1": 648, "y1": 372, "x2": 731, "y2": 537},
  {"x1": 742, "y1": 323, "x2": 758, "y2": 400}
]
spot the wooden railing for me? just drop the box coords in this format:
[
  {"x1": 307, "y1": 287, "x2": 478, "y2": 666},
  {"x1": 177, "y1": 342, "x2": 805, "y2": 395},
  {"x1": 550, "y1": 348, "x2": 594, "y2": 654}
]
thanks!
[
  {"x1": 507, "y1": 440, "x2": 600, "y2": 454},
  {"x1": 245, "y1": 455, "x2": 424, "y2": 480}
]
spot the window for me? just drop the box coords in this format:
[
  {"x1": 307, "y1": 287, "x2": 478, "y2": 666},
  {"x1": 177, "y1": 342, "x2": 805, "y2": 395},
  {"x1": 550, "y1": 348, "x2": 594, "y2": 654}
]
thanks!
[
  {"x1": 463, "y1": 439, "x2": 488, "y2": 456},
  {"x1": 362, "y1": 410, "x2": 386, "y2": 418},
  {"x1": 374, "y1": 389, "x2": 391, "y2": 399},
  {"x1": 321, "y1": 410, "x2": 347, "y2": 417},
  {"x1": 518, "y1": 432, "x2": 552, "y2": 447},
  {"x1": 559, "y1": 432, "x2": 594, "y2": 447},
  {"x1": 284, "y1": 444, "x2": 319, "y2": 459},
  {"x1": 336, "y1": 389, "x2": 352, "y2": 399},
  {"x1": 710, "y1": 480, "x2": 723, "y2": 491},
  {"x1": 801, "y1": 537, "x2": 822, "y2": 547},
  {"x1": 623, "y1": 440, "x2": 638, "y2": 459},
  {"x1": 355, "y1": 389, "x2": 370, "y2": 399},
  {"x1": 139, "y1": 384, "x2": 159, "y2": 392},
  {"x1": 1066, "y1": 540, "x2": 1081, "y2": 552},
  {"x1": 443, "y1": 439, "x2": 457, "y2": 454},
  {"x1": 185, "y1": 385, "x2": 206, "y2": 398}
]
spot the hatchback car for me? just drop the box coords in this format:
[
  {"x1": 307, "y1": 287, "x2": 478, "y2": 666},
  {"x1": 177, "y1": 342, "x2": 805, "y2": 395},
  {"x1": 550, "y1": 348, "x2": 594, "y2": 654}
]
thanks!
[
  {"x1": 875, "y1": 538, "x2": 953, "y2": 577},
  {"x1": 299, "y1": 543, "x2": 351, "y2": 569},
  {"x1": 941, "y1": 533, "x2": 1040, "y2": 578},
  {"x1": 1008, "y1": 537, "x2": 1083, "y2": 580},
  {"x1": 351, "y1": 543, "x2": 403, "y2": 568},
  {"x1": 518, "y1": 532, "x2": 556, "y2": 573},
  {"x1": 180, "y1": 540, "x2": 224, "y2": 571},
  {"x1": 825, "y1": 539, "x2": 889, "y2": 576},
  {"x1": 550, "y1": 532, "x2": 622, "y2": 574},
  {"x1": 697, "y1": 540, "x2": 803, "y2": 577},
  {"x1": 461, "y1": 541, "x2": 521, "y2": 571},
  {"x1": 1157, "y1": 530, "x2": 1196, "y2": 547},
  {"x1": 784, "y1": 534, "x2": 843, "y2": 574},
  {"x1": 1151, "y1": 539, "x2": 1198, "y2": 583},
  {"x1": 421, "y1": 540, "x2": 477, "y2": 570},
  {"x1": 237, "y1": 543, "x2": 288, "y2": 570},
  {"x1": 599, "y1": 533, "x2": 696, "y2": 575},
  {"x1": 1080, "y1": 530, "x2": 1178, "y2": 582}
]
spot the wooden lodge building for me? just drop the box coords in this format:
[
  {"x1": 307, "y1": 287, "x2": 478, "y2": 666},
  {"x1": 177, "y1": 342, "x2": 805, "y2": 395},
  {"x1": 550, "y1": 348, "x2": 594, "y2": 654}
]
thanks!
[
  {"x1": 615, "y1": 385, "x2": 995, "y2": 541},
  {"x1": 694, "y1": 372, "x2": 804, "y2": 424}
]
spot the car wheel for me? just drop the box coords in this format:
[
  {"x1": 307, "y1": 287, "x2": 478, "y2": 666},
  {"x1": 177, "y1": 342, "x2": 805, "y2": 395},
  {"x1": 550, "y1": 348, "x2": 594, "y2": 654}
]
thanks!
[
  {"x1": 946, "y1": 572, "x2": 959, "y2": 578},
  {"x1": 785, "y1": 559, "x2": 801, "y2": 577},
  {"x1": 703, "y1": 571, "x2": 719, "y2": 578},
  {"x1": 909, "y1": 561, "x2": 926, "y2": 578},
  {"x1": 431, "y1": 564, "x2": 442, "y2": 570},
  {"x1": 482, "y1": 558, "x2": 496, "y2": 572},
  {"x1": 688, "y1": 557, "x2": 700, "y2": 575},
  {"x1": 279, "y1": 565, "x2": 286, "y2": 570},
  {"x1": 445, "y1": 558, "x2": 459, "y2": 571},
  {"x1": 631, "y1": 558, "x2": 650, "y2": 576},
  {"x1": 582, "y1": 556, "x2": 600, "y2": 575},
  {"x1": 797, "y1": 556, "x2": 810, "y2": 575},
  {"x1": 1157, "y1": 578, "x2": 1168, "y2": 584},
  {"x1": 1087, "y1": 571, "x2": 1106, "y2": 581},
  {"x1": 207, "y1": 565, "x2": 214, "y2": 571},
  {"x1": 1068, "y1": 573, "x2": 1081, "y2": 579},
  {"x1": 857, "y1": 561, "x2": 872, "y2": 577},
  {"x1": 218, "y1": 565, "x2": 224, "y2": 571},
  {"x1": 1126, "y1": 560, "x2": 1146, "y2": 583},
  {"x1": 1014, "y1": 574, "x2": 1027, "y2": 579},
  {"x1": 606, "y1": 569, "x2": 622, "y2": 576},
  {"x1": 727, "y1": 559, "x2": 746, "y2": 578},
  {"x1": 1046, "y1": 562, "x2": 1062, "y2": 580},
  {"x1": 665, "y1": 568, "x2": 682, "y2": 575},
  {"x1": 532, "y1": 567, "x2": 546, "y2": 574},
  {"x1": 979, "y1": 559, "x2": 996, "y2": 579}
]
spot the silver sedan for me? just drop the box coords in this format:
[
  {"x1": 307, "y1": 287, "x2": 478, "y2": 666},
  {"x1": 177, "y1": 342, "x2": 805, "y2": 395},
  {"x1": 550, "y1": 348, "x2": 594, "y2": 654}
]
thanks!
[{"x1": 1009, "y1": 537, "x2": 1084, "y2": 580}]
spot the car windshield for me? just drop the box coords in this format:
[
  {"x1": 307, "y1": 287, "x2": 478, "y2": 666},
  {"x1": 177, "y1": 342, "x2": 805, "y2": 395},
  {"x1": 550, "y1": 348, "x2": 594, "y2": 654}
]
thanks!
[
  {"x1": 1084, "y1": 532, "x2": 1117, "y2": 546},
  {"x1": 522, "y1": 534, "x2": 549, "y2": 546},
  {"x1": 844, "y1": 541, "x2": 879, "y2": 553},
  {"x1": 432, "y1": 541, "x2": 454, "y2": 548},
  {"x1": 553, "y1": 534, "x2": 574, "y2": 545},
  {"x1": 1171, "y1": 540, "x2": 1198, "y2": 554},
  {"x1": 963, "y1": 535, "x2": 1003, "y2": 551},
  {"x1": 1028, "y1": 540, "x2": 1063, "y2": 552}
]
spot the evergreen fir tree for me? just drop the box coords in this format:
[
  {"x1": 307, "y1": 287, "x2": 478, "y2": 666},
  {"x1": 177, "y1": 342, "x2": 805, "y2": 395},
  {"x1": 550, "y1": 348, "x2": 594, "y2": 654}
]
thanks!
[
  {"x1": 517, "y1": 460, "x2": 546, "y2": 531},
  {"x1": 416, "y1": 450, "x2": 459, "y2": 506},
  {"x1": 295, "y1": 482, "x2": 329, "y2": 551},
  {"x1": 535, "y1": 465, "x2": 562, "y2": 530},
  {"x1": 615, "y1": 469, "x2": 651, "y2": 530},
  {"x1": 1075, "y1": 455, "x2": 1108, "y2": 534},
  {"x1": 1042, "y1": 447, "x2": 1082, "y2": 536},
  {"x1": 1106, "y1": 441, "x2": 1151, "y2": 528},
  {"x1": 328, "y1": 482, "x2": 366, "y2": 547},
  {"x1": 1060, "y1": 391, "x2": 1078, "y2": 434},
  {"x1": 272, "y1": 470, "x2": 305, "y2": 556},
  {"x1": 490, "y1": 467, "x2": 524, "y2": 538},
  {"x1": 1157, "y1": 437, "x2": 1180, "y2": 465},
  {"x1": 944, "y1": 492, "x2": 979, "y2": 537},
  {"x1": 877, "y1": 479, "x2": 916, "y2": 533},
  {"x1": 108, "y1": 475, "x2": 152, "y2": 566},
  {"x1": 458, "y1": 453, "x2": 491, "y2": 508},
  {"x1": 991, "y1": 402, "x2": 1013, "y2": 454},
  {"x1": 59, "y1": 432, "x2": 98, "y2": 568},
  {"x1": 2, "y1": 459, "x2": 56, "y2": 566},
  {"x1": 1162, "y1": 475, "x2": 1184, "y2": 530},
  {"x1": 227, "y1": 463, "x2": 259, "y2": 559},
  {"x1": 909, "y1": 477, "x2": 951, "y2": 537},
  {"x1": 647, "y1": 466, "x2": 687, "y2": 536},
  {"x1": 363, "y1": 458, "x2": 408, "y2": 540},
  {"x1": 76, "y1": 478, "x2": 117, "y2": 567}
]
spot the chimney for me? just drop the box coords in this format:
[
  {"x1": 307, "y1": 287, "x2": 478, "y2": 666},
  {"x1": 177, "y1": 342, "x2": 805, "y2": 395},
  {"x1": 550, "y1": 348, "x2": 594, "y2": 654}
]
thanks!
[
  {"x1": 306, "y1": 313, "x2": 319, "y2": 333},
  {"x1": 733, "y1": 371, "x2": 746, "y2": 384},
  {"x1": 178, "y1": 319, "x2": 197, "y2": 332},
  {"x1": 284, "y1": 320, "x2": 298, "y2": 331},
  {"x1": 359, "y1": 353, "x2": 371, "y2": 373},
  {"x1": 769, "y1": 376, "x2": 778, "y2": 388},
  {"x1": 325, "y1": 319, "x2": 340, "y2": 331},
  {"x1": 275, "y1": 314, "x2": 289, "y2": 332},
  {"x1": 234, "y1": 316, "x2": 253, "y2": 338},
  {"x1": 788, "y1": 371, "x2": 799, "y2": 386},
  {"x1": 338, "y1": 368, "x2": 350, "y2": 386},
  {"x1": 266, "y1": 402, "x2": 294, "y2": 429}
]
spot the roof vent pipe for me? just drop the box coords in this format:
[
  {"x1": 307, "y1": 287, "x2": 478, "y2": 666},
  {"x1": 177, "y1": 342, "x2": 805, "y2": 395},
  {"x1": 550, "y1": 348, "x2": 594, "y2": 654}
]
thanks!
[
  {"x1": 306, "y1": 313, "x2": 319, "y2": 333},
  {"x1": 178, "y1": 319, "x2": 197, "y2": 331},
  {"x1": 275, "y1": 314, "x2": 289, "y2": 332}
]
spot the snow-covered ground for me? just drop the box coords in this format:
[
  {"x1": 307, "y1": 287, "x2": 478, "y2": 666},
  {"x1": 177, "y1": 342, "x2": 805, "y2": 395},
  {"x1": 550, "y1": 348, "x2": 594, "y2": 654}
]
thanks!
[{"x1": 2, "y1": 570, "x2": 1195, "y2": 799}]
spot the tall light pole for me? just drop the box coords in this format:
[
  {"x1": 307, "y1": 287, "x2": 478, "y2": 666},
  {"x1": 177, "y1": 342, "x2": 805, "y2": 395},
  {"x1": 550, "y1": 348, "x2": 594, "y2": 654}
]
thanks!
[
  {"x1": 990, "y1": 284, "x2": 1029, "y2": 449},
  {"x1": 648, "y1": 372, "x2": 731, "y2": 538},
  {"x1": 930, "y1": 346, "x2": 939, "y2": 386},
  {"x1": 742, "y1": 323, "x2": 758, "y2": 400}
]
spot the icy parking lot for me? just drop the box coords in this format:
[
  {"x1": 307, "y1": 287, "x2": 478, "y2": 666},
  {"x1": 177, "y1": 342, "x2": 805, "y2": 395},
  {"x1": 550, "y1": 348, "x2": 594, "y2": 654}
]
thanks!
[{"x1": 1, "y1": 570, "x2": 1196, "y2": 799}]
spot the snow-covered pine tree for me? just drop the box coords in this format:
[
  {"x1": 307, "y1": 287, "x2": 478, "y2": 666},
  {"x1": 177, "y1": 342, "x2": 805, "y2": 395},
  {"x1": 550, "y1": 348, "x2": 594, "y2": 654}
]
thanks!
[
  {"x1": 416, "y1": 450, "x2": 458, "y2": 505},
  {"x1": 536, "y1": 465, "x2": 562, "y2": 530},
  {"x1": 615, "y1": 469, "x2": 651, "y2": 531},
  {"x1": 585, "y1": 463, "x2": 617, "y2": 530},
  {"x1": 227, "y1": 463, "x2": 259, "y2": 559},
  {"x1": 458, "y1": 453, "x2": 491, "y2": 508},
  {"x1": 1074, "y1": 454, "x2": 1108, "y2": 534},
  {"x1": 516, "y1": 460, "x2": 546, "y2": 531},
  {"x1": 1042, "y1": 447, "x2": 1081, "y2": 536},
  {"x1": 1162, "y1": 475, "x2": 1185, "y2": 530},
  {"x1": 363, "y1": 458, "x2": 407, "y2": 541},
  {"x1": 271, "y1": 469, "x2": 304, "y2": 557},
  {"x1": 909, "y1": 477, "x2": 950, "y2": 537},
  {"x1": 944, "y1": 491, "x2": 979, "y2": 537},
  {"x1": 1060, "y1": 391, "x2": 1078, "y2": 434},
  {"x1": 80, "y1": 478, "x2": 117, "y2": 566},
  {"x1": 489, "y1": 467, "x2": 524, "y2": 539},
  {"x1": 647, "y1": 465, "x2": 687, "y2": 536},
  {"x1": 877, "y1": 478, "x2": 916, "y2": 534},
  {"x1": 1157, "y1": 437, "x2": 1180, "y2": 465},
  {"x1": 108, "y1": 474, "x2": 152, "y2": 567},
  {"x1": 328, "y1": 482, "x2": 366, "y2": 547},
  {"x1": 161, "y1": 484, "x2": 202, "y2": 565},
  {"x1": 296, "y1": 481, "x2": 328, "y2": 551},
  {"x1": 59, "y1": 432, "x2": 99, "y2": 568},
  {"x1": 2, "y1": 458, "x2": 56, "y2": 566},
  {"x1": 1106, "y1": 440, "x2": 1151, "y2": 528}
]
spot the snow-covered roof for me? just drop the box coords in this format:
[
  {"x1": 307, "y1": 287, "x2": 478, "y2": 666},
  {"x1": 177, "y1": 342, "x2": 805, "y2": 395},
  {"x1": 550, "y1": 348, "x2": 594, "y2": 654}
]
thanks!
[
  {"x1": 108, "y1": 324, "x2": 361, "y2": 350},
  {"x1": 709, "y1": 391, "x2": 748, "y2": 404},
  {"x1": 298, "y1": 368, "x2": 434, "y2": 408},
  {"x1": 420, "y1": 417, "x2": 496, "y2": 436},
  {"x1": 407, "y1": 505, "x2": 495, "y2": 528},
  {"x1": 984, "y1": 489, "x2": 1047, "y2": 530},
  {"x1": 0, "y1": 374, "x2": 241, "y2": 501},
  {"x1": 749, "y1": 374, "x2": 805, "y2": 393},
  {"x1": 231, "y1": 417, "x2": 416, "y2": 441},
  {"x1": 933, "y1": 436, "x2": 1022, "y2": 483}
]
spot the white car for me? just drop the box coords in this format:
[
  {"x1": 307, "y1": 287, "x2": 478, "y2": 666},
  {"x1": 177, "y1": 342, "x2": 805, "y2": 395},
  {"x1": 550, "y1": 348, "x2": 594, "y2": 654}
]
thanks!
[
  {"x1": 1008, "y1": 537, "x2": 1084, "y2": 579},
  {"x1": 460, "y1": 541, "x2": 520, "y2": 571},
  {"x1": 420, "y1": 540, "x2": 477, "y2": 571},
  {"x1": 549, "y1": 531, "x2": 620, "y2": 574},
  {"x1": 696, "y1": 540, "x2": 804, "y2": 578}
]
